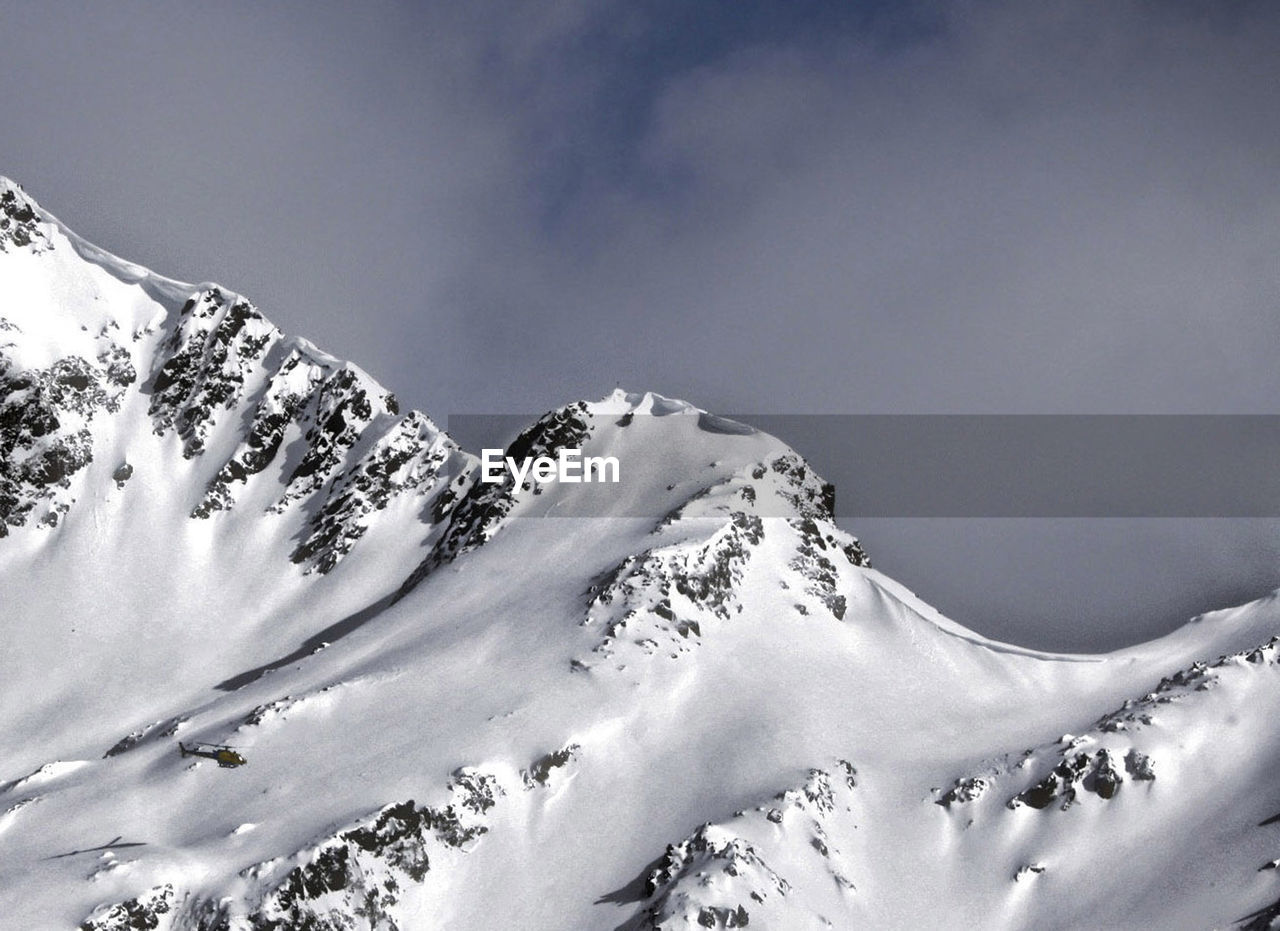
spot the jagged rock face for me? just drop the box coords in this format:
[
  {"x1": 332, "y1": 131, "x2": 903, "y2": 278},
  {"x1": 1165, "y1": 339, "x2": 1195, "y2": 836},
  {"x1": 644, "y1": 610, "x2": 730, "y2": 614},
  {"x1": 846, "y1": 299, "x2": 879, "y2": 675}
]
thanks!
[
  {"x1": 2, "y1": 246, "x2": 467, "y2": 572},
  {"x1": 663, "y1": 449, "x2": 854, "y2": 532},
  {"x1": 583, "y1": 450, "x2": 867, "y2": 663},
  {"x1": 0, "y1": 318, "x2": 135, "y2": 534},
  {"x1": 646, "y1": 827, "x2": 786, "y2": 929},
  {"x1": 149, "y1": 288, "x2": 278, "y2": 459},
  {"x1": 788, "y1": 516, "x2": 866, "y2": 620},
  {"x1": 191, "y1": 346, "x2": 325, "y2": 517},
  {"x1": 167, "y1": 318, "x2": 466, "y2": 572},
  {"x1": 269, "y1": 368, "x2": 385, "y2": 510},
  {"x1": 637, "y1": 763, "x2": 860, "y2": 929},
  {"x1": 1009, "y1": 745, "x2": 1151, "y2": 810},
  {"x1": 753, "y1": 452, "x2": 838, "y2": 524},
  {"x1": 0, "y1": 183, "x2": 49, "y2": 252},
  {"x1": 98, "y1": 746, "x2": 583, "y2": 930},
  {"x1": 399, "y1": 401, "x2": 594, "y2": 592}
]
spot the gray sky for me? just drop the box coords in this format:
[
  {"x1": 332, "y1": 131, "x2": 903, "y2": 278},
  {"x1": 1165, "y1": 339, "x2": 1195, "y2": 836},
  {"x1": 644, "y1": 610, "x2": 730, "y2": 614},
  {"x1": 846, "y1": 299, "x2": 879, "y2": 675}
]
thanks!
[{"x1": 2, "y1": 0, "x2": 1279, "y2": 652}]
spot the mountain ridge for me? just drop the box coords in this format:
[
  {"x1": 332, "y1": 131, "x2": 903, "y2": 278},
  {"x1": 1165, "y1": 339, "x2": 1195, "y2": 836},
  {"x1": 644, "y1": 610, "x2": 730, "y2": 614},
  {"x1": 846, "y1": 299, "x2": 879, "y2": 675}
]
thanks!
[{"x1": 3, "y1": 178, "x2": 1280, "y2": 929}]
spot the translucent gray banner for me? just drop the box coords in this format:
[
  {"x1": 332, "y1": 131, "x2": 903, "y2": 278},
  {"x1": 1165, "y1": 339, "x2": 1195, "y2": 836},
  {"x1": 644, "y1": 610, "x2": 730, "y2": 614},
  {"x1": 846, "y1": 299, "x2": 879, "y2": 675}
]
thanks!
[{"x1": 446, "y1": 414, "x2": 1280, "y2": 517}]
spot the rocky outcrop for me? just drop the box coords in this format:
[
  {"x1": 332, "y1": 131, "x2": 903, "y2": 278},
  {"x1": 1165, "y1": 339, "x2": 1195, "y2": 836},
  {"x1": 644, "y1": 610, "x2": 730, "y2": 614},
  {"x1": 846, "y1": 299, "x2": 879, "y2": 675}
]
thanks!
[
  {"x1": 242, "y1": 770, "x2": 499, "y2": 930},
  {"x1": 788, "y1": 516, "x2": 865, "y2": 620},
  {"x1": 936, "y1": 775, "x2": 990, "y2": 809},
  {"x1": 0, "y1": 321, "x2": 135, "y2": 534},
  {"x1": 629, "y1": 762, "x2": 859, "y2": 929},
  {"x1": 399, "y1": 402, "x2": 593, "y2": 593},
  {"x1": 1, "y1": 248, "x2": 463, "y2": 569},
  {"x1": 585, "y1": 510, "x2": 764, "y2": 659},
  {"x1": 942, "y1": 637, "x2": 1280, "y2": 818},
  {"x1": 521, "y1": 743, "x2": 581, "y2": 789},
  {"x1": 0, "y1": 182, "x2": 50, "y2": 253},
  {"x1": 148, "y1": 288, "x2": 278, "y2": 459},
  {"x1": 80, "y1": 742, "x2": 592, "y2": 930},
  {"x1": 190, "y1": 346, "x2": 327, "y2": 517},
  {"x1": 289, "y1": 411, "x2": 467, "y2": 575},
  {"x1": 103, "y1": 716, "x2": 187, "y2": 758},
  {"x1": 584, "y1": 450, "x2": 867, "y2": 663},
  {"x1": 184, "y1": 332, "x2": 463, "y2": 572},
  {"x1": 1009, "y1": 746, "x2": 1152, "y2": 810}
]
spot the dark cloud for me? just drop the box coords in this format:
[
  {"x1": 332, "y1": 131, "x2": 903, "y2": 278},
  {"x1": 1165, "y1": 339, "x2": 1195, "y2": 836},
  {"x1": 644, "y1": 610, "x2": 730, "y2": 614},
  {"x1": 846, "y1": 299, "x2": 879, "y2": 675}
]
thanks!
[{"x1": 1, "y1": 0, "x2": 1277, "y2": 650}]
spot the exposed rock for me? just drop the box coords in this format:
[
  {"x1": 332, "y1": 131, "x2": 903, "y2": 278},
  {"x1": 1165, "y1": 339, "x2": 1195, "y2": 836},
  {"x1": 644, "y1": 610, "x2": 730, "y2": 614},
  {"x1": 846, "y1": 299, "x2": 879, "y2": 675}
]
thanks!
[
  {"x1": 944, "y1": 639, "x2": 1280, "y2": 823},
  {"x1": 937, "y1": 776, "x2": 989, "y2": 809},
  {"x1": 86, "y1": 768, "x2": 509, "y2": 930},
  {"x1": 629, "y1": 761, "x2": 859, "y2": 929},
  {"x1": 191, "y1": 347, "x2": 324, "y2": 516},
  {"x1": 289, "y1": 412, "x2": 463, "y2": 575},
  {"x1": 1240, "y1": 896, "x2": 1280, "y2": 931},
  {"x1": 103, "y1": 716, "x2": 186, "y2": 758},
  {"x1": 400, "y1": 402, "x2": 593, "y2": 591},
  {"x1": 238, "y1": 769, "x2": 501, "y2": 928},
  {"x1": 79, "y1": 883, "x2": 174, "y2": 931},
  {"x1": 98, "y1": 344, "x2": 137, "y2": 388},
  {"x1": 586, "y1": 510, "x2": 763, "y2": 659},
  {"x1": 0, "y1": 182, "x2": 50, "y2": 253},
  {"x1": 0, "y1": 352, "x2": 125, "y2": 534},
  {"x1": 642, "y1": 824, "x2": 788, "y2": 928},
  {"x1": 148, "y1": 288, "x2": 278, "y2": 459},
  {"x1": 1010, "y1": 747, "x2": 1135, "y2": 810},
  {"x1": 583, "y1": 452, "x2": 868, "y2": 662},
  {"x1": 1014, "y1": 863, "x2": 1046, "y2": 881},
  {"x1": 270, "y1": 368, "x2": 380, "y2": 510},
  {"x1": 789, "y1": 516, "x2": 861, "y2": 620}
]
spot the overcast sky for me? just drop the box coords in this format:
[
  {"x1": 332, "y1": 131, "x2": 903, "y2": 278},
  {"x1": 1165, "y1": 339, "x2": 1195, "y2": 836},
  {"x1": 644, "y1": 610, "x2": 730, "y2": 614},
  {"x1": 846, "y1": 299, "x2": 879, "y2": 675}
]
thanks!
[{"x1": 2, "y1": 0, "x2": 1278, "y2": 651}]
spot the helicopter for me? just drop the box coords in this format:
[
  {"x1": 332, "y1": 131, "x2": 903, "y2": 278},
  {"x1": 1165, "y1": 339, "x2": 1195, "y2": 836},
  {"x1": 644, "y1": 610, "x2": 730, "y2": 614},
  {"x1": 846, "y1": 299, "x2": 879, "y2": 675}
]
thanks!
[{"x1": 178, "y1": 741, "x2": 247, "y2": 768}]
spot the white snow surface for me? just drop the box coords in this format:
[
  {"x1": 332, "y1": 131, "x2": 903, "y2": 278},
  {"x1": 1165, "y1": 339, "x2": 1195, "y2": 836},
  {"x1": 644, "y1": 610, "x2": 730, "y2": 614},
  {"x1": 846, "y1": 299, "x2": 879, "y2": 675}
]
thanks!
[{"x1": 3, "y1": 176, "x2": 1280, "y2": 929}]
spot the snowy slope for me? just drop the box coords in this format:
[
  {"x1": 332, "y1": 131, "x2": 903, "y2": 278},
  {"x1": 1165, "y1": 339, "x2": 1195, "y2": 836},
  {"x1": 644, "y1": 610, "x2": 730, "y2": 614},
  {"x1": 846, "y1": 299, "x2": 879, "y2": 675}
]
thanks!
[{"x1": 3, "y1": 176, "x2": 1280, "y2": 930}]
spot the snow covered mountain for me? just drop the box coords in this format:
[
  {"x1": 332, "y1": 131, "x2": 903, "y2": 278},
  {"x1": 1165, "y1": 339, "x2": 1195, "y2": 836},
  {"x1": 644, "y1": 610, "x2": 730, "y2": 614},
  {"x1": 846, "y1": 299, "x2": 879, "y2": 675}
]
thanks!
[{"x1": 3, "y1": 176, "x2": 1280, "y2": 929}]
